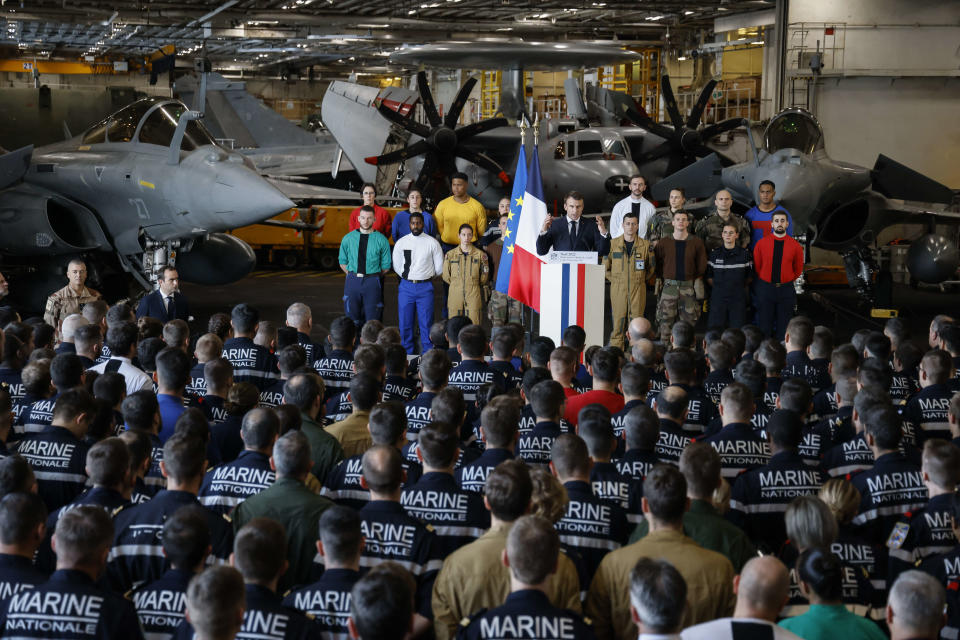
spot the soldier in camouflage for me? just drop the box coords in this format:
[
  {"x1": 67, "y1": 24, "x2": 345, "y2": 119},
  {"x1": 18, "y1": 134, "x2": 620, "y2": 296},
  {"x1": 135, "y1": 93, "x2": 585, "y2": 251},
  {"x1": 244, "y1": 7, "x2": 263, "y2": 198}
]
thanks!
[
  {"x1": 695, "y1": 189, "x2": 752, "y2": 253},
  {"x1": 43, "y1": 259, "x2": 102, "y2": 340},
  {"x1": 647, "y1": 187, "x2": 687, "y2": 246},
  {"x1": 654, "y1": 211, "x2": 707, "y2": 341},
  {"x1": 486, "y1": 208, "x2": 524, "y2": 328}
]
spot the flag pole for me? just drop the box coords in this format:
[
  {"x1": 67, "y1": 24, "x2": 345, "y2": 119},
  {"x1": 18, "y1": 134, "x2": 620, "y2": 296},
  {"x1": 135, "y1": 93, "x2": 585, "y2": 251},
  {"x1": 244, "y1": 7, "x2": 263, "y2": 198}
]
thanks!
[{"x1": 529, "y1": 113, "x2": 540, "y2": 342}]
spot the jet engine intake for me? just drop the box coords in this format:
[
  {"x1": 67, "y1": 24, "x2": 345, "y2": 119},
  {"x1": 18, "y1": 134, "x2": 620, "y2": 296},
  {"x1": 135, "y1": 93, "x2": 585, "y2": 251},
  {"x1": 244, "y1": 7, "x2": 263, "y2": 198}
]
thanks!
[
  {"x1": 176, "y1": 232, "x2": 256, "y2": 285},
  {"x1": 0, "y1": 184, "x2": 108, "y2": 255},
  {"x1": 810, "y1": 195, "x2": 881, "y2": 251}
]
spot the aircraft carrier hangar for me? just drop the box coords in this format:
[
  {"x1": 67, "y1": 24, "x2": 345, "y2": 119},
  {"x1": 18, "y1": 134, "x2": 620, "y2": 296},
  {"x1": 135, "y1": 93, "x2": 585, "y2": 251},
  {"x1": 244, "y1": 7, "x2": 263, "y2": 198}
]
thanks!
[{"x1": 1, "y1": 0, "x2": 958, "y2": 339}]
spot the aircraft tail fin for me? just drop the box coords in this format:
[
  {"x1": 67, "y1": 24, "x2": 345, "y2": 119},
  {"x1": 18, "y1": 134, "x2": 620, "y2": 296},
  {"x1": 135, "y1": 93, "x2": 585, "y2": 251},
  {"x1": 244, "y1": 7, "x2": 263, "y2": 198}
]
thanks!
[
  {"x1": 0, "y1": 145, "x2": 33, "y2": 190},
  {"x1": 872, "y1": 154, "x2": 954, "y2": 204},
  {"x1": 564, "y1": 78, "x2": 588, "y2": 124},
  {"x1": 321, "y1": 81, "x2": 418, "y2": 185}
]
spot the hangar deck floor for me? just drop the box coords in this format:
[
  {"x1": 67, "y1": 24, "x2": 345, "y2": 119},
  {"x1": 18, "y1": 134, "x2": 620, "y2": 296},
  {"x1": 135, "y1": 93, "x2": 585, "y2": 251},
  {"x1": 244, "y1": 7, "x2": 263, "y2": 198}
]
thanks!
[{"x1": 184, "y1": 268, "x2": 951, "y2": 350}]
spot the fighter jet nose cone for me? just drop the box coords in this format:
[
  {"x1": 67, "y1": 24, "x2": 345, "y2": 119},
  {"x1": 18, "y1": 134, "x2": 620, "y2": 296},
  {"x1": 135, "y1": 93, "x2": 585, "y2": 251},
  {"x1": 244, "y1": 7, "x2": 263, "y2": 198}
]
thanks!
[{"x1": 212, "y1": 167, "x2": 294, "y2": 227}]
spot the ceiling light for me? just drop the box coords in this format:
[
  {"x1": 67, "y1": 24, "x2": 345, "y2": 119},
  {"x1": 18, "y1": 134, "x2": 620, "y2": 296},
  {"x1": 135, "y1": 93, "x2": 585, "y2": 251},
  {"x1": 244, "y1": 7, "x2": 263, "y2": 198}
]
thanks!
[
  {"x1": 646, "y1": 15, "x2": 665, "y2": 21},
  {"x1": 678, "y1": 56, "x2": 687, "y2": 60},
  {"x1": 684, "y1": 10, "x2": 694, "y2": 15}
]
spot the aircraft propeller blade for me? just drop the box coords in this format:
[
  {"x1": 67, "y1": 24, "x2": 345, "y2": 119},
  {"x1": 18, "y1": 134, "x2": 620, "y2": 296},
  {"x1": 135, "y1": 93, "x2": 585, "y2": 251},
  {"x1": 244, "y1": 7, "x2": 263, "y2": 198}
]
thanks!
[
  {"x1": 455, "y1": 146, "x2": 510, "y2": 185},
  {"x1": 456, "y1": 117, "x2": 510, "y2": 141},
  {"x1": 623, "y1": 109, "x2": 675, "y2": 140},
  {"x1": 700, "y1": 117, "x2": 747, "y2": 140},
  {"x1": 417, "y1": 71, "x2": 443, "y2": 128},
  {"x1": 414, "y1": 152, "x2": 439, "y2": 193},
  {"x1": 444, "y1": 76, "x2": 478, "y2": 129},
  {"x1": 660, "y1": 74, "x2": 685, "y2": 132},
  {"x1": 377, "y1": 103, "x2": 432, "y2": 138},
  {"x1": 687, "y1": 79, "x2": 718, "y2": 129},
  {"x1": 636, "y1": 141, "x2": 677, "y2": 164},
  {"x1": 364, "y1": 139, "x2": 432, "y2": 166}
]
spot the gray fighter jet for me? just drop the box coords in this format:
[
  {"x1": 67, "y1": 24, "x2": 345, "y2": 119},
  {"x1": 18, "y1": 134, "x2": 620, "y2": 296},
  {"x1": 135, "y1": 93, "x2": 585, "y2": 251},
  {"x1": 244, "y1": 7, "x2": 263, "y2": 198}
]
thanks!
[
  {"x1": 652, "y1": 107, "x2": 958, "y2": 301},
  {"x1": 0, "y1": 96, "x2": 297, "y2": 311}
]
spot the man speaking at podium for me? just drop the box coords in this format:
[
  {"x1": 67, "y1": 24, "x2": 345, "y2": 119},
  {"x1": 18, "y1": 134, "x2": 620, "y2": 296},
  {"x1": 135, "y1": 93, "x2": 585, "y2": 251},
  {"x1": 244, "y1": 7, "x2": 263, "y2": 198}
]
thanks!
[{"x1": 536, "y1": 191, "x2": 610, "y2": 258}]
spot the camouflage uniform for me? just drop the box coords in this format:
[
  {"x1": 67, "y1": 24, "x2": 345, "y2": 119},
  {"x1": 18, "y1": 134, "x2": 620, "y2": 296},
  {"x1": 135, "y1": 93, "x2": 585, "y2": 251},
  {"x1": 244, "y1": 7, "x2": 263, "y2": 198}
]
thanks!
[
  {"x1": 488, "y1": 290, "x2": 524, "y2": 326},
  {"x1": 647, "y1": 210, "x2": 680, "y2": 245},
  {"x1": 654, "y1": 235, "x2": 707, "y2": 341},
  {"x1": 485, "y1": 238, "x2": 524, "y2": 327},
  {"x1": 695, "y1": 212, "x2": 752, "y2": 253},
  {"x1": 656, "y1": 280, "x2": 700, "y2": 339},
  {"x1": 43, "y1": 284, "x2": 102, "y2": 335},
  {"x1": 605, "y1": 236, "x2": 655, "y2": 350}
]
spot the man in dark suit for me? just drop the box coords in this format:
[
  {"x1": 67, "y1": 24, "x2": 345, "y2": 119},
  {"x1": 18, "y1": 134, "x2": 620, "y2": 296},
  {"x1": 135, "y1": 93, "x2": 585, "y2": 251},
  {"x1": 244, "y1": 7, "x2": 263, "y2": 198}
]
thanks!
[
  {"x1": 136, "y1": 266, "x2": 190, "y2": 322},
  {"x1": 536, "y1": 190, "x2": 611, "y2": 257}
]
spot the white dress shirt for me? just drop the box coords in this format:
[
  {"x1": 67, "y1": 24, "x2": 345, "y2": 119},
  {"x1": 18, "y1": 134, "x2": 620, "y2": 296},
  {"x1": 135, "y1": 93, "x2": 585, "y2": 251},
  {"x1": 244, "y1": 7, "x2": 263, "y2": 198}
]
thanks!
[
  {"x1": 610, "y1": 195, "x2": 656, "y2": 238},
  {"x1": 392, "y1": 232, "x2": 444, "y2": 281}
]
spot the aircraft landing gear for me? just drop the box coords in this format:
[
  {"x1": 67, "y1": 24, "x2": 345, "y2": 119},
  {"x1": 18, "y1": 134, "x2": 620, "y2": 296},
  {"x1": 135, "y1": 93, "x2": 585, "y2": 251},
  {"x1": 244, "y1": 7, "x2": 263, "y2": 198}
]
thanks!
[{"x1": 841, "y1": 245, "x2": 879, "y2": 304}]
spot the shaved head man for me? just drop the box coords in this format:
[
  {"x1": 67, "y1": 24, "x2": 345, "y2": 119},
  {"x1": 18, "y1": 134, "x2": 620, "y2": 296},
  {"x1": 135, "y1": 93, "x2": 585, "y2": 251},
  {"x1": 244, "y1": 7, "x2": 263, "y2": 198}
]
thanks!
[
  {"x1": 628, "y1": 318, "x2": 653, "y2": 346},
  {"x1": 681, "y1": 556, "x2": 798, "y2": 640}
]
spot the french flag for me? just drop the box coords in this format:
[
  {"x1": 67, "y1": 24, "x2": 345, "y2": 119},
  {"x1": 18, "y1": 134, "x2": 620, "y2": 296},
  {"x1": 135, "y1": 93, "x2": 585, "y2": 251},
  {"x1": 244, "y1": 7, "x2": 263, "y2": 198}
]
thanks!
[
  {"x1": 495, "y1": 141, "x2": 527, "y2": 295},
  {"x1": 507, "y1": 148, "x2": 548, "y2": 311}
]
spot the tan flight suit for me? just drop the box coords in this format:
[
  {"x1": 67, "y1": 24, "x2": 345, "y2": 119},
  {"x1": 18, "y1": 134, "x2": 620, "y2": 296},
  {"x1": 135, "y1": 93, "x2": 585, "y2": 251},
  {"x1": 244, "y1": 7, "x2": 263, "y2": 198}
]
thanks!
[
  {"x1": 43, "y1": 284, "x2": 102, "y2": 337},
  {"x1": 585, "y1": 528, "x2": 736, "y2": 640},
  {"x1": 442, "y1": 245, "x2": 489, "y2": 325},
  {"x1": 432, "y1": 522, "x2": 583, "y2": 640},
  {"x1": 325, "y1": 410, "x2": 372, "y2": 459},
  {"x1": 605, "y1": 236, "x2": 655, "y2": 350}
]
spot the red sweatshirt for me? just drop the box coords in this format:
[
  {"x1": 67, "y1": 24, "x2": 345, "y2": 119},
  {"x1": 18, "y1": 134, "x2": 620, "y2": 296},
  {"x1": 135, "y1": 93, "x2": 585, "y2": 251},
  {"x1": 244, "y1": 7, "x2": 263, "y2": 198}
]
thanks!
[
  {"x1": 753, "y1": 233, "x2": 804, "y2": 283},
  {"x1": 349, "y1": 204, "x2": 393, "y2": 236}
]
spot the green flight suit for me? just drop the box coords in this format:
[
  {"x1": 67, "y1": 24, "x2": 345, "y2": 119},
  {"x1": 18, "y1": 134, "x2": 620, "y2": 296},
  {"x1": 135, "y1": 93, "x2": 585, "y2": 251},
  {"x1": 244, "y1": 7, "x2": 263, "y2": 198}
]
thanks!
[
  {"x1": 629, "y1": 498, "x2": 757, "y2": 572},
  {"x1": 300, "y1": 411, "x2": 344, "y2": 484},
  {"x1": 232, "y1": 477, "x2": 334, "y2": 593}
]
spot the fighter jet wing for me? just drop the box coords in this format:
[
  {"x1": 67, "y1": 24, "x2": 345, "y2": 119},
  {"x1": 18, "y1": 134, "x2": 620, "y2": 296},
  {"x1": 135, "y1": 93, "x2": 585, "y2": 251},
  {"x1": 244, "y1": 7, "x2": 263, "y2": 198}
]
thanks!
[
  {"x1": 0, "y1": 145, "x2": 32, "y2": 190},
  {"x1": 872, "y1": 155, "x2": 955, "y2": 204},
  {"x1": 651, "y1": 153, "x2": 725, "y2": 201},
  {"x1": 265, "y1": 178, "x2": 362, "y2": 203}
]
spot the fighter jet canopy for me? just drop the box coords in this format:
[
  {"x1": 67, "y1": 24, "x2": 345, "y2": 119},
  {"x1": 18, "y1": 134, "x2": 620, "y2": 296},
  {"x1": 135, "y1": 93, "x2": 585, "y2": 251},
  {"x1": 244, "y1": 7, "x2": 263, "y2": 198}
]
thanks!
[
  {"x1": 80, "y1": 97, "x2": 219, "y2": 151},
  {"x1": 763, "y1": 108, "x2": 824, "y2": 155}
]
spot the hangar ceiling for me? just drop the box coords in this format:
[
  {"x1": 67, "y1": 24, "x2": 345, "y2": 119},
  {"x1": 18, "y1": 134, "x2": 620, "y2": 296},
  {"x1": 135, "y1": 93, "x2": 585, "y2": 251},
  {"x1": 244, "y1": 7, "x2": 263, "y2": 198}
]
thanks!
[{"x1": 1, "y1": 1, "x2": 774, "y2": 72}]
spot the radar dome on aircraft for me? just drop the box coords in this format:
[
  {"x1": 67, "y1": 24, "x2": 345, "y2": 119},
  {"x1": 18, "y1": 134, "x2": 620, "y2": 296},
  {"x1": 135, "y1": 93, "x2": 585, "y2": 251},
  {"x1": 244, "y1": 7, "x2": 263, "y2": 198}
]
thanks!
[{"x1": 907, "y1": 234, "x2": 960, "y2": 283}]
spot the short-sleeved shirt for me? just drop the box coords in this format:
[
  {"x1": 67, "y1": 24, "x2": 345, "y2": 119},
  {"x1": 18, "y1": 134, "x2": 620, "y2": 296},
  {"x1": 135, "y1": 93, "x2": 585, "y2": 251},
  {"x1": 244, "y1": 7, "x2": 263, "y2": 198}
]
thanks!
[{"x1": 434, "y1": 196, "x2": 487, "y2": 245}]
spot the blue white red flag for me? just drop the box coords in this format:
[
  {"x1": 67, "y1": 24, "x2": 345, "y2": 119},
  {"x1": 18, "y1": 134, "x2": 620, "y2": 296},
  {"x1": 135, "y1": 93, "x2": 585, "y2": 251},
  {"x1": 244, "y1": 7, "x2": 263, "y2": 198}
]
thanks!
[
  {"x1": 505, "y1": 147, "x2": 548, "y2": 310},
  {"x1": 494, "y1": 142, "x2": 527, "y2": 295}
]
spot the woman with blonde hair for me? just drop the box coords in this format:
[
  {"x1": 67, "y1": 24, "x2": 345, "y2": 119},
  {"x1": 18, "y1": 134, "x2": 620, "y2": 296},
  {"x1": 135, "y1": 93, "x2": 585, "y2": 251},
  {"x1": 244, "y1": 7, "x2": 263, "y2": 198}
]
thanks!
[{"x1": 780, "y1": 494, "x2": 877, "y2": 621}]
